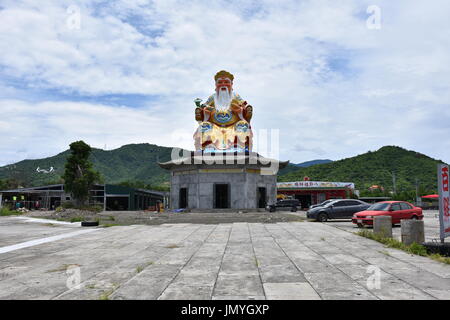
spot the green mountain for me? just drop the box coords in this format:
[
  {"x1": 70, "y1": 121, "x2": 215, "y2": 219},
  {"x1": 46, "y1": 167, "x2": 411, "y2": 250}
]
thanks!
[
  {"x1": 278, "y1": 159, "x2": 333, "y2": 176},
  {"x1": 293, "y1": 159, "x2": 333, "y2": 167},
  {"x1": 0, "y1": 143, "x2": 176, "y2": 189},
  {"x1": 0, "y1": 144, "x2": 445, "y2": 195},
  {"x1": 279, "y1": 146, "x2": 446, "y2": 193}
]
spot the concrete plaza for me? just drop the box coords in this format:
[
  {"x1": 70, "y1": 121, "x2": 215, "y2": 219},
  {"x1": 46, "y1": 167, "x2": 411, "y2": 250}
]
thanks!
[{"x1": 0, "y1": 214, "x2": 450, "y2": 300}]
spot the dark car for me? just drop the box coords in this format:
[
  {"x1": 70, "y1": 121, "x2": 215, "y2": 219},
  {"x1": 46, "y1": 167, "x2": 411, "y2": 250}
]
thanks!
[
  {"x1": 267, "y1": 199, "x2": 300, "y2": 212},
  {"x1": 309, "y1": 199, "x2": 334, "y2": 209},
  {"x1": 307, "y1": 199, "x2": 370, "y2": 222}
]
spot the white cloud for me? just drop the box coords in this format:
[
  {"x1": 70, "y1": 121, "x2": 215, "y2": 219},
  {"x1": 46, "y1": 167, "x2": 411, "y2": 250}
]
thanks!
[
  {"x1": 0, "y1": 99, "x2": 195, "y2": 165},
  {"x1": 0, "y1": 0, "x2": 449, "y2": 166}
]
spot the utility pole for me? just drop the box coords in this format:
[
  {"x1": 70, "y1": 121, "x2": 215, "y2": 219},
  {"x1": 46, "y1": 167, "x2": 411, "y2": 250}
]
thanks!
[
  {"x1": 415, "y1": 178, "x2": 419, "y2": 199},
  {"x1": 415, "y1": 178, "x2": 421, "y2": 207},
  {"x1": 391, "y1": 171, "x2": 397, "y2": 195}
]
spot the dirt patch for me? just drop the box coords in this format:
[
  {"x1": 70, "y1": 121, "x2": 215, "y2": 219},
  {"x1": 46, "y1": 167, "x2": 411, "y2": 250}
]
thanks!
[
  {"x1": 99, "y1": 210, "x2": 306, "y2": 225},
  {"x1": 25, "y1": 208, "x2": 99, "y2": 222},
  {"x1": 23, "y1": 209, "x2": 306, "y2": 225}
]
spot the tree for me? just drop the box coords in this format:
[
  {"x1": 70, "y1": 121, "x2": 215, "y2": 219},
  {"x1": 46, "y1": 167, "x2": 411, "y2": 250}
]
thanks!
[
  {"x1": 0, "y1": 178, "x2": 20, "y2": 190},
  {"x1": 62, "y1": 141, "x2": 102, "y2": 206},
  {"x1": 0, "y1": 179, "x2": 7, "y2": 190}
]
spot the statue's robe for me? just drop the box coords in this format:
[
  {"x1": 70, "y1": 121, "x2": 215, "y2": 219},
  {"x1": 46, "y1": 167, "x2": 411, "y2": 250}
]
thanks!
[{"x1": 193, "y1": 93, "x2": 253, "y2": 151}]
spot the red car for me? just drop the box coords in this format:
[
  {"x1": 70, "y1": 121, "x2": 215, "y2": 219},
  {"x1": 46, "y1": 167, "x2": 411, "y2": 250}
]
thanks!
[{"x1": 352, "y1": 201, "x2": 423, "y2": 227}]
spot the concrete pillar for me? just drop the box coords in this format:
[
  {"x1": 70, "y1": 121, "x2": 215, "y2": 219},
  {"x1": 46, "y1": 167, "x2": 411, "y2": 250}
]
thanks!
[
  {"x1": 401, "y1": 220, "x2": 425, "y2": 245},
  {"x1": 373, "y1": 215, "x2": 392, "y2": 238}
]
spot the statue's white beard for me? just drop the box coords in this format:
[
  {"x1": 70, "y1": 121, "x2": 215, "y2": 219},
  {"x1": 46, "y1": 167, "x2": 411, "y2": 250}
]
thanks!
[{"x1": 214, "y1": 87, "x2": 232, "y2": 112}]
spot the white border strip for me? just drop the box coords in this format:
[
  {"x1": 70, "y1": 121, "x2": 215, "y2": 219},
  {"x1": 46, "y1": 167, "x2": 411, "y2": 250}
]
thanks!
[
  {"x1": 0, "y1": 228, "x2": 101, "y2": 254},
  {"x1": 12, "y1": 216, "x2": 81, "y2": 226}
]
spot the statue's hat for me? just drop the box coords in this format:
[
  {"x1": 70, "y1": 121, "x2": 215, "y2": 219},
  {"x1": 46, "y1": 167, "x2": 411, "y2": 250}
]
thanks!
[{"x1": 214, "y1": 70, "x2": 234, "y2": 81}]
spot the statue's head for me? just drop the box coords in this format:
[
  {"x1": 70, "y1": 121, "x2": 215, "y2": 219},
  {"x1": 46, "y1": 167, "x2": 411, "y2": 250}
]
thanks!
[
  {"x1": 213, "y1": 70, "x2": 234, "y2": 111},
  {"x1": 214, "y1": 70, "x2": 234, "y2": 94}
]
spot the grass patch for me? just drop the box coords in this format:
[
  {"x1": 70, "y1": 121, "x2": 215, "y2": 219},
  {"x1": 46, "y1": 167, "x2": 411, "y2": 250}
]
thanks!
[
  {"x1": 429, "y1": 253, "x2": 450, "y2": 265},
  {"x1": 378, "y1": 250, "x2": 391, "y2": 256},
  {"x1": 165, "y1": 244, "x2": 180, "y2": 249},
  {"x1": 356, "y1": 230, "x2": 450, "y2": 263},
  {"x1": 70, "y1": 216, "x2": 85, "y2": 223},
  {"x1": 136, "y1": 261, "x2": 154, "y2": 273},
  {"x1": 357, "y1": 230, "x2": 428, "y2": 256},
  {"x1": 47, "y1": 264, "x2": 80, "y2": 273},
  {"x1": 0, "y1": 207, "x2": 22, "y2": 216},
  {"x1": 101, "y1": 223, "x2": 119, "y2": 228},
  {"x1": 76, "y1": 205, "x2": 103, "y2": 213},
  {"x1": 99, "y1": 289, "x2": 114, "y2": 300},
  {"x1": 98, "y1": 283, "x2": 119, "y2": 300}
]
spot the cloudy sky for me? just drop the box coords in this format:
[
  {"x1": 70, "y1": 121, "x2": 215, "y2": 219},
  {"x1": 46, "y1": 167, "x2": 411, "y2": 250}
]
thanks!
[{"x1": 0, "y1": 0, "x2": 449, "y2": 166}]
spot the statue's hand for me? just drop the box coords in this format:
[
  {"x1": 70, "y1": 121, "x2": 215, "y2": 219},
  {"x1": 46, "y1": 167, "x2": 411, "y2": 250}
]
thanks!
[
  {"x1": 230, "y1": 102, "x2": 243, "y2": 113},
  {"x1": 203, "y1": 107, "x2": 212, "y2": 122},
  {"x1": 244, "y1": 105, "x2": 253, "y2": 122},
  {"x1": 195, "y1": 107, "x2": 203, "y2": 121}
]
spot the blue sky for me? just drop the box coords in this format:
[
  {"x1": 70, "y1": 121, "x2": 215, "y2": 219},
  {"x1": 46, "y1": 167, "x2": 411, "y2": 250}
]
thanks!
[{"x1": 0, "y1": 0, "x2": 449, "y2": 166}]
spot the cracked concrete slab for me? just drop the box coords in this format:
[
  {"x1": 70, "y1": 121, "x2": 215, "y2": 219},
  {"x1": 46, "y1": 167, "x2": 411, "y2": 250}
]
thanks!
[{"x1": 263, "y1": 282, "x2": 321, "y2": 300}]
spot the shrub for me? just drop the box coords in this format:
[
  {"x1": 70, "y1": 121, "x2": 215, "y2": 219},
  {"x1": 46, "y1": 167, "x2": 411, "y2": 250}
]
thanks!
[
  {"x1": 407, "y1": 242, "x2": 428, "y2": 256},
  {"x1": 81, "y1": 205, "x2": 103, "y2": 213},
  {"x1": 0, "y1": 207, "x2": 20, "y2": 216},
  {"x1": 62, "y1": 202, "x2": 75, "y2": 209}
]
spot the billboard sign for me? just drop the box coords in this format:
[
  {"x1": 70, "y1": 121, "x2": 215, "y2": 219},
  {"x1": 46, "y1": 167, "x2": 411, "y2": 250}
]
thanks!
[
  {"x1": 277, "y1": 181, "x2": 355, "y2": 189},
  {"x1": 437, "y1": 164, "x2": 450, "y2": 241}
]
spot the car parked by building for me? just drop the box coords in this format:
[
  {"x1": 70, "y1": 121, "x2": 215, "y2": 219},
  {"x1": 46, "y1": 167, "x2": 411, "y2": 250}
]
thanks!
[
  {"x1": 307, "y1": 199, "x2": 370, "y2": 222},
  {"x1": 352, "y1": 201, "x2": 423, "y2": 227},
  {"x1": 267, "y1": 199, "x2": 300, "y2": 212},
  {"x1": 309, "y1": 199, "x2": 334, "y2": 209}
]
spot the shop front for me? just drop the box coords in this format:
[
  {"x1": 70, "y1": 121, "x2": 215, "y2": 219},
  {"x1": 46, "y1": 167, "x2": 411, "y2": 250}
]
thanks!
[{"x1": 277, "y1": 181, "x2": 355, "y2": 209}]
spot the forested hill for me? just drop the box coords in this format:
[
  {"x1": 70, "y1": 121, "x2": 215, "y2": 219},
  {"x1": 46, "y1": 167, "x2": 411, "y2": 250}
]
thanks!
[
  {"x1": 0, "y1": 143, "x2": 175, "y2": 189},
  {"x1": 278, "y1": 146, "x2": 446, "y2": 193},
  {"x1": 0, "y1": 144, "x2": 445, "y2": 194}
]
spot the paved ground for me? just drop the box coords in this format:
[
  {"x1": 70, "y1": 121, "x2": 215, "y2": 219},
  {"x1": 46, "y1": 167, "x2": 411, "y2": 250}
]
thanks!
[{"x1": 1, "y1": 214, "x2": 450, "y2": 300}]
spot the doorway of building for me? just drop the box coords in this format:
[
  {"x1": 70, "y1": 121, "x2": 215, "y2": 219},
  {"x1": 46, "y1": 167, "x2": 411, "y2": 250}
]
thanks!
[
  {"x1": 295, "y1": 194, "x2": 311, "y2": 209},
  {"x1": 214, "y1": 184, "x2": 230, "y2": 209},
  {"x1": 106, "y1": 196, "x2": 129, "y2": 210},
  {"x1": 257, "y1": 187, "x2": 267, "y2": 208},
  {"x1": 179, "y1": 188, "x2": 188, "y2": 208},
  {"x1": 50, "y1": 197, "x2": 61, "y2": 210}
]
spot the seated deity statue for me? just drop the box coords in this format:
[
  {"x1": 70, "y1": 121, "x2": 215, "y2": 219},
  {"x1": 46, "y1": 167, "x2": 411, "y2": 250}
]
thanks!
[{"x1": 193, "y1": 70, "x2": 253, "y2": 152}]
